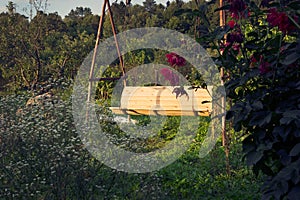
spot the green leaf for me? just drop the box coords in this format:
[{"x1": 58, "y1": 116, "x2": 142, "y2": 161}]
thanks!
[
  {"x1": 287, "y1": 0, "x2": 300, "y2": 10},
  {"x1": 174, "y1": 9, "x2": 193, "y2": 17},
  {"x1": 246, "y1": 150, "x2": 263, "y2": 166},
  {"x1": 280, "y1": 52, "x2": 300, "y2": 66},
  {"x1": 280, "y1": 110, "x2": 300, "y2": 125},
  {"x1": 244, "y1": 42, "x2": 260, "y2": 50},
  {"x1": 280, "y1": 117, "x2": 294, "y2": 125},
  {"x1": 264, "y1": 34, "x2": 281, "y2": 50},
  {"x1": 249, "y1": 111, "x2": 272, "y2": 127},
  {"x1": 214, "y1": 4, "x2": 230, "y2": 12},
  {"x1": 252, "y1": 100, "x2": 263, "y2": 110},
  {"x1": 283, "y1": 110, "x2": 300, "y2": 118},
  {"x1": 243, "y1": 138, "x2": 256, "y2": 154},
  {"x1": 289, "y1": 143, "x2": 300, "y2": 157}
]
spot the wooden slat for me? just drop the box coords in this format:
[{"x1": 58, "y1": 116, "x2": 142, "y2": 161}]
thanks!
[
  {"x1": 89, "y1": 77, "x2": 121, "y2": 81},
  {"x1": 193, "y1": 87, "x2": 212, "y2": 112},
  {"x1": 109, "y1": 107, "x2": 211, "y2": 116},
  {"x1": 121, "y1": 86, "x2": 190, "y2": 109},
  {"x1": 109, "y1": 86, "x2": 212, "y2": 117}
]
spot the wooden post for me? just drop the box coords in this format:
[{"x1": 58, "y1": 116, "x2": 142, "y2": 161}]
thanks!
[{"x1": 219, "y1": 0, "x2": 231, "y2": 175}]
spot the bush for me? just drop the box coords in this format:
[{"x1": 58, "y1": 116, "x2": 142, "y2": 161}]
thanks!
[{"x1": 197, "y1": 0, "x2": 300, "y2": 199}]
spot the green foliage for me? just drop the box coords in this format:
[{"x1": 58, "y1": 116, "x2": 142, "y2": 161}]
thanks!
[
  {"x1": 0, "y1": 1, "x2": 271, "y2": 199},
  {"x1": 0, "y1": 85, "x2": 263, "y2": 199},
  {"x1": 0, "y1": 9, "x2": 94, "y2": 92},
  {"x1": 157, "y1": 143, "x2": 263, "y2": 200},
  {"x1": 194, "y1": 0, "x2": 300, "y2": 199},
  {"x1": 0, "y1": 0, "x2": 223, "y2": 93}
]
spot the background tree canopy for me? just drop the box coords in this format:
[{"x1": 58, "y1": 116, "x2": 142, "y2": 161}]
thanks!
[
  {"x1": 1, "y1": 0, "x2": 299, "y2": 199},
  {"x1": 0, "y1": 0, "x2": 219, "y2": 93}
]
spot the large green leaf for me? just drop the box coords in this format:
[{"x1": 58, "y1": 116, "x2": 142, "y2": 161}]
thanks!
[
  {"x1": 280, "y1": 110, "x2": 300, "y2": 125},
  {"x1": 289, "y1": 143, "x2": 300, "y2": 157},
  {"x1": 248, "y1": 111, "x2": 272, "y2": 127},
  {"x1": 280, "y1": 52, "x2": 300, "y2": 66},
  {"x1": 246, "y1": 150, "x2": 263, "y2": 166}
]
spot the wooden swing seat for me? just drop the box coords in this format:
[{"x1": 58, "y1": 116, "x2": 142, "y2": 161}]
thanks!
[{"x1": 110, "y1": 86, "x2": 212, "y2": 116}]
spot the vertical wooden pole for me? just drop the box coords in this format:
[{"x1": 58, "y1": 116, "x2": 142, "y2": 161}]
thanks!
[
  {"x1": 219, "y1": 0, "x2": 231, "y2": 175},
  {"x1": 219, "y1": 0, "x2": 226, "y2": 28},
  {"x1": 219, "y1": 0, "x2": 226, "y2": 147}
]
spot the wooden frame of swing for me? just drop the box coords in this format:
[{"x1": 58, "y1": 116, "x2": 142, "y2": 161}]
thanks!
[{"x1": 88, "y1": 0, "x2": 213, "y2": 117}]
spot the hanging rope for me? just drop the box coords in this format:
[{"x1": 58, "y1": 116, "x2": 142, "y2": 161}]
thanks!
[{"x1": 87, "y1": 0, "x2": 126, "y2": 103}]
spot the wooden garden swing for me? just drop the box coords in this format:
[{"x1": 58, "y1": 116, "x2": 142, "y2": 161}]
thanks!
[{"x1": 87, "y1": 0, "x2": 212, "y2": 117}]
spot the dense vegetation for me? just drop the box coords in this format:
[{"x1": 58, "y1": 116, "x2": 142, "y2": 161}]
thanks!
[
  {"x1": 209, "y1": 1, "x2": 300, "y2": 199},
  {"x1": 0, "y1": 92, "x2": 263, "y2": 199},
  {"x1": 0, "y1": 0, "x2": 219, "y2": 93},
  {"x1": 1, "y1": 0, "x2": 299, "y2": 199}
]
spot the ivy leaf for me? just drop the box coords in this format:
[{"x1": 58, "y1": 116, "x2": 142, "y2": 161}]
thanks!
[{"x1": 289, "y1": 143, "x2": 300, "y2": 157}]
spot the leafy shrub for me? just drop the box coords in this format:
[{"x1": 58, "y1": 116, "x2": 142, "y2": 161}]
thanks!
[
  {"x1": 0, "y1": 90, "x2": 169, "y2": 199},
  {"x1": 195, "y1": 0, "x2": 300, "y2": 199}
]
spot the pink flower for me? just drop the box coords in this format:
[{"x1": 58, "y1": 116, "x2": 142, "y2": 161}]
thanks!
[
  {"x1": 250, "y1": 55, "x2": 258, "y2": 63},
  {"x1": 250, "y1": 55, "x2": 258, "y2": 68},
  {"x1": 166, "y1": 52, "x2": 186, "y2": 67},
  {"x1": 267, "y1": 8, "x2": 296, "y2": 33},
  {"x1": 160, "y1": 68, "x2": 179, "y2": 86},
  {"x1": 259, "y1": 57, "x2": 271, "y2": 74},
  {"x1": 219, "y1": 41, "x2": 231, "y2": 52},
  {"x1": 228, "y1": 20, "x2": 236, "y2": 28},
  {"x1": 232, "y1": 43, "x2": 240, "y2": 51},
  {"x1": 221, "y1": 31, "x2": 243, "y2": 52}
]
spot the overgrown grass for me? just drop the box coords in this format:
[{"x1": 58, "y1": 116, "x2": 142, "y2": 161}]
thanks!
[
  {"x1": 158, "y1": 143, "x2": 264, "y2": 200},
  {"x1": 0, "y1": 92, "x2": 264, "y2": 199}
]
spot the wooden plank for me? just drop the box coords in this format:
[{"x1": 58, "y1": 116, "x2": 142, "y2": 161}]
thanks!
[
  {"x1": 110, "y1": 86, "x2": 212, "y2": 116},
  {"x1": 109, "y1": 107, "x2": 210, "y2": 116},
  {"x1": 89, "y1": 77, "x2": 121, "y2": 81},
  {"x1": 121, "y1": 86, "x2": 190, "y2": 108},
  {"x1": 193, "y1": 88, "x2": 212, "y2": 112}
]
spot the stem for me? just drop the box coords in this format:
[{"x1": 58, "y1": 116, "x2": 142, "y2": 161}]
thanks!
[
  {"x1": 272, "y1": 34, "x2": 283, "y2": 83},
  {"x1": 288, "y1": 14, "x2": 300, "y2": 30},
  {"x1": 213, "y1": 40, "x2": 226, "y2": 66}
]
